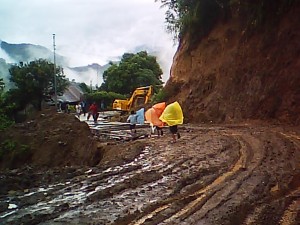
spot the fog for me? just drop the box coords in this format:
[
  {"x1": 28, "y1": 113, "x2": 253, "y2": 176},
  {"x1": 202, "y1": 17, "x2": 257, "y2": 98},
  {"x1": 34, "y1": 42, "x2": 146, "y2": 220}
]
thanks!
[{"x1": 0, "y1": 0, "x2": 177, "y2": 84}]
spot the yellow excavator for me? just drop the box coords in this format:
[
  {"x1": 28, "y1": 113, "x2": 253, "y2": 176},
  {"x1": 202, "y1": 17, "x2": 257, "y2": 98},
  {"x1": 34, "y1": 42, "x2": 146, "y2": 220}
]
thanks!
[{"x1": 112, "y1": 85, "x2": 153, "y2": 112}]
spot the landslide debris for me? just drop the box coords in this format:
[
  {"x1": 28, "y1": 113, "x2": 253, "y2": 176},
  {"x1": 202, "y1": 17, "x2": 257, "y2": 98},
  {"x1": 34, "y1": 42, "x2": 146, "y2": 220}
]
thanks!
[{"x1": 0, "y1": 108, "x2": 99, "y2": 169}]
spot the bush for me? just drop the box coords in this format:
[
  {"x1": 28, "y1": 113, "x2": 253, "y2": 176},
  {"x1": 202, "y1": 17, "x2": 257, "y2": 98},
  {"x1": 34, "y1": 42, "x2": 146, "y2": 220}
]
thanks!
[
  {"x1": 0, "y1": 113, "x2": 14, "y2": 131},
  {"x1": 152, "y1": 89, "x2": 168, "y2": 103},
  {"x1": 0, "y1": 139, "x2": 30, "y2": 160},
  {"x1": 158, "y1": 0, "x2": 229, "y2": 45},
  {"x1": 85, "y1": 91, "x2": 126, "y2": 110},
  {"x1": 0, "y1": 140, "x2": 17, "y2": 158}
]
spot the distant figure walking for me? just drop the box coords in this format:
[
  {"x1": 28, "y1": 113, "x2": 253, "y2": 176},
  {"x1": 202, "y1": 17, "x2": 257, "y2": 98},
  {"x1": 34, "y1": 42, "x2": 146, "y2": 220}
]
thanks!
[
  {"x1": 127, "y1": 110, "x2": 137, "y2": 134},
  {"x1": 88, "y1": 102, "x2": 98, "y2": 123},
  {"x1": 101, "y1": 101, "x2": 105, "y2": 111},
  {"x1": 80, "y1": 101, "x2": 87, "y2": 116},
  {"x1": 65, "y1": 103, "x2": 70, "y2": 114},
  {"x1": 75, "y1": 103, "x2": 82, "y2": 118}
]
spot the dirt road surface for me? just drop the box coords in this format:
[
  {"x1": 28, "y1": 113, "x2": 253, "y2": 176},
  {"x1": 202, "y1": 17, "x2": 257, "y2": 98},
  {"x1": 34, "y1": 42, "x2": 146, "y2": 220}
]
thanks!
[{"x1": 0, "y1": 123, "x2": 299, "y2": 225}]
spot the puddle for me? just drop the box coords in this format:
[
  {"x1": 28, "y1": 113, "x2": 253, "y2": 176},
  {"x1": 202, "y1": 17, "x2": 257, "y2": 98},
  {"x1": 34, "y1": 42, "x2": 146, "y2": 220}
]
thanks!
[{"x1": 0, "y1": 139, "x2": 229, "y2": 224}]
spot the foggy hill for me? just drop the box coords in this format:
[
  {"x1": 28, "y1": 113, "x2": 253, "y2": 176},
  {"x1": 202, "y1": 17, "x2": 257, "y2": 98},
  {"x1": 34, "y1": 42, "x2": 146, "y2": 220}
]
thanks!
[
  {"x1": 70, "y1": 63, "x2": 110, "y2": 74},
  {"x1": 0, "y1": 40, "x2": 67, "y2": 65},
  {"x1": 0, "y1": 40, "x2": 111, "y2": 85}
]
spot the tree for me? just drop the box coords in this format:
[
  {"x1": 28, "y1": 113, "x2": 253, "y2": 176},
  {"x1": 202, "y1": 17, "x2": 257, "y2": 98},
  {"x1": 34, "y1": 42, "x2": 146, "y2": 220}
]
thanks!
[
  {"x1": 9, "y1": 59, "x2": 68, "y2": 110},
  {"x1": 100, "y1": 51, "x2": 163, "y2": 95},
  {"x1": 79, "y1": 82, "x2": 92, "y2": 94},
  {"x1": 156, "y1": 0, "x2": 229, "y2": 43}
]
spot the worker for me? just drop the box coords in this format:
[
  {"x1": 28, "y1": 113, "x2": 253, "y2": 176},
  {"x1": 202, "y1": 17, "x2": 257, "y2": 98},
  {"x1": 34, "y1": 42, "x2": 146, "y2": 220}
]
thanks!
[
  {"x1": 127, "y1": 110, "x2": 137, "y2": 134},
  {"x1": 159, "y1": 101, "x2": 184, "y2": 143},
  {"x1": 88, "y1": 102, "x2": 98, "y2": 123}
]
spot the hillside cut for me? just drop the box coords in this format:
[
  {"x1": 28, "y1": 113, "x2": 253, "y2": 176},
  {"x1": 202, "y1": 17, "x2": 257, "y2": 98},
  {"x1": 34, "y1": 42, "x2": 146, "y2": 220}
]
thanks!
[{"x1": 165, "y1": 1, "x2": 300, "y2": 125}]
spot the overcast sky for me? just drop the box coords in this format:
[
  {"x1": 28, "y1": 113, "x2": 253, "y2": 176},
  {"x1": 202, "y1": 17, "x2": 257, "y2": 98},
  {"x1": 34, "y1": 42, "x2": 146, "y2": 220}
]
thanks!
[{"x1": 0, "y1": 0, "x2": 177, "y2": 83}]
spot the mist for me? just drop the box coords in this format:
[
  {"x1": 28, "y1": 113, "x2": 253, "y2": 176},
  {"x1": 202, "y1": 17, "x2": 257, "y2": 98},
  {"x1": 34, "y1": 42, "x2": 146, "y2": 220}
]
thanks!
[{"x1": 0, "y1": 0, "x2": 177, "y2": 85}]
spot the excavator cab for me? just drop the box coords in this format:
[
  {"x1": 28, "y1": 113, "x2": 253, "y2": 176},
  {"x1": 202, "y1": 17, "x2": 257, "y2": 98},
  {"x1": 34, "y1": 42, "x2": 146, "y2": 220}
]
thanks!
[
  {"x1": 112, "y1": 99, "x2": 129, "y2": 111},
  {"x1": 112, "y1": 85, "x2": 153, "y2": 112}
]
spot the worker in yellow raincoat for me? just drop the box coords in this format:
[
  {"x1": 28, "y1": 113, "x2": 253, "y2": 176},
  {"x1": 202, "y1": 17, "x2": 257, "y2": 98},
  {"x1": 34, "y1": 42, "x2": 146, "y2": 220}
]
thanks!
[{"x1": 159, "y1": 101, "x2": 183, "y2": 142}]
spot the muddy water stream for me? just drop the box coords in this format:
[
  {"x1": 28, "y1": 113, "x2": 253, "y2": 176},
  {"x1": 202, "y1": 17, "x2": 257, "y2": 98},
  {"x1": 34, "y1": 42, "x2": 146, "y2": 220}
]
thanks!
[{"x1": 1, "y1": 131, "x2": 235, "y2": 225}]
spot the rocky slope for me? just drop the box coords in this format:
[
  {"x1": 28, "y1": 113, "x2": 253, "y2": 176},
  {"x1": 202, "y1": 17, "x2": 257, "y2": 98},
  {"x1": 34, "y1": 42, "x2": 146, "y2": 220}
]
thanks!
[{"x1": 165, "y1": 1, "x2": 300, "y2": 125}]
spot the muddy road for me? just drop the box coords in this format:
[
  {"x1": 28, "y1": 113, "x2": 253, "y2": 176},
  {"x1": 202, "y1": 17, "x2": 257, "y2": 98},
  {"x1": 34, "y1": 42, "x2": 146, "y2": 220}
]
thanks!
[{"x1": 0, "y1": 124, "x2": 299, "y2": 225}]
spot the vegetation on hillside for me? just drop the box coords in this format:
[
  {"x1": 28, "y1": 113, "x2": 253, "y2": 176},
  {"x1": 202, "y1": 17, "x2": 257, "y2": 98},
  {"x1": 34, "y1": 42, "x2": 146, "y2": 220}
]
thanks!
[
  {"x1": 0, "y1": 78, "x2": 14, "y2": 130},
  {"x1": 0, "y1": 59, "x2": 68, "y2": 127},
  {"x1": 0, "y1": 50, "x2": 164, "y2": 123},
  {"x1": 156, "y1": 0, "x2": 229, "y2": 44},
  {"x1": 84, "y1": 91, "x2": 125, "y2": 110},
  {"x1": 100, "y1": 51, "x2": 163, "y2": 95},
  {"x1": 80, "y1": 51, "x2": 164, "y2": 108},
  {"x1": 8, "y1": 59, "x2": 68, "y2": 111},
  {"x1": 156, "y1": 0, "x2": 297, "y2": 46}
]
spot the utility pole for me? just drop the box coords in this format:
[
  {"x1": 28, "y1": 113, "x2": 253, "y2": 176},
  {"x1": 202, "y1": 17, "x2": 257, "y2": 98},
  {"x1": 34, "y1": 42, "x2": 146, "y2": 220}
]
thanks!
[
  {"x1": 96, "y1": 66, "x2": 99, "y2": 89},
  {"x1": 53, "y1": 34, "x2": 58, "y2": 110}
]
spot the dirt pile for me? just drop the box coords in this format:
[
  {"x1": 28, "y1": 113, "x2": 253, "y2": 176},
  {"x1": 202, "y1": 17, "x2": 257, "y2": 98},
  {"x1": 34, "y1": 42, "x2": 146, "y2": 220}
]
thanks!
[
  {"x1": 165, "y1": 2, "x2": 300, "y2": 125},
  {"x1": 0, "y1": 109, "x2": 101, "y2": 169}
]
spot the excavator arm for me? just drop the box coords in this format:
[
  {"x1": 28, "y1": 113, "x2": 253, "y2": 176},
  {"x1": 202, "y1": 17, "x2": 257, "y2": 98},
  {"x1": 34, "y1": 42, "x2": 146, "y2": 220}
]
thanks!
[{"x1": 112, "y1": 85, "x2": 153, "y2": 112}]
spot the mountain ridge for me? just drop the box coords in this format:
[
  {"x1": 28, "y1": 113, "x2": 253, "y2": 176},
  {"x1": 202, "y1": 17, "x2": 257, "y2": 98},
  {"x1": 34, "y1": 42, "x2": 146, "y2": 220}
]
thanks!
[{"x1": 0, "y1": 40, "x2": 111, "y2": 86}]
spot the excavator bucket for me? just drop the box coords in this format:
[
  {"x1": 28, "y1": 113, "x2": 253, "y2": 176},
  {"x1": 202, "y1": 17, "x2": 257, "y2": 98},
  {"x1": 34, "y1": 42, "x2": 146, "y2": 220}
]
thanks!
[{"x1": 159, "y1": 101, "x2": 183, "y2": 126}]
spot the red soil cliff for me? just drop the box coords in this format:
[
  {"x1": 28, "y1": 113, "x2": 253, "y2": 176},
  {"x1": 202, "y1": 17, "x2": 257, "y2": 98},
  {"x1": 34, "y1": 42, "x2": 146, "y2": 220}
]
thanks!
[{"x1": 165, "y1": 2, "x2": 300, "y2": 125}]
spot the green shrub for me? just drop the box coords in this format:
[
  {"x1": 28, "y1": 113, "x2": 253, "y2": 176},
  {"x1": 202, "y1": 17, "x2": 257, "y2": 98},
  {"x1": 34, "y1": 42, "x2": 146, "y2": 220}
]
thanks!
[
  {"x1": 0, "y1": 139, "x2": 17, "y2": 158},
  {"x1": 157, "y1": 0, "x2": 229, "y2": 45},
  {"x1": 0, "y1": 114, "x2": 14, "y2": 131},
  {"x1": 85, "y1": 91, "x2": 126, "y2": 110},
  {"x1": 152, "y1": 89, "x2": 168, "y2": 103},
  {"x1": 0, "y1": 140, "x2": 30, "y2": 159}
]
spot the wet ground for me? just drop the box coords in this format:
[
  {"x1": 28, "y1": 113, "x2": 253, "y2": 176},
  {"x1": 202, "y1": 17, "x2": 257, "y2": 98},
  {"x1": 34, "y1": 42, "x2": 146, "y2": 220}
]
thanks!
[{"x1": 0, "y1": 123, "x2": 299, "y2": 225}]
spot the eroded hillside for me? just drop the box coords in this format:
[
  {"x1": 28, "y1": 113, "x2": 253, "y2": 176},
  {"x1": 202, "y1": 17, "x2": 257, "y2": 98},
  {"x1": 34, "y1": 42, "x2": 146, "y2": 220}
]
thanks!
[{"x1": 165, "y1": 1, "x2": 300, "y2": 125}]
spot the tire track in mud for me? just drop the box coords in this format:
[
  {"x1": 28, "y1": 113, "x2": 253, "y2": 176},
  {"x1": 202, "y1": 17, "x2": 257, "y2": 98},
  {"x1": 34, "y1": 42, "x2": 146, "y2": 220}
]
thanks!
[
  {"x1": 1, "y1": 125, "x2": 299, "y2": 225},
  {"x1": 84, "y1": 135, "x2": 236, "y2": 225},
  {"x1": 192, "y1": 129, "x2": 299, "y2": 225},
  {"x1": 126, "y1": 132, "x2": 262, "y2": 225},
  {"x1": 190, "y1": 132, "x2": 269, "y2": 225},
  {"x1": 274, "y1": 131, "x2": 300, "y2": 225},
  {"x1": 280, "y1": 198, "x2": 300, "y2": 225},
  {"x1": 196, "y1": 128, "x2": 300, "y2": 225},
  {"x1": 116, "y1": 127, "x2": 299, "y2": 225},
  {"x1": 45, "y1": 131, "x2": 239, "y2": 224}
]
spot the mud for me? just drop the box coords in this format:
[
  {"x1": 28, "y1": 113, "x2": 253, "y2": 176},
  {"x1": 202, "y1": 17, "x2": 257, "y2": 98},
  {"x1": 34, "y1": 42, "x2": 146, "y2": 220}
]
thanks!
[{"x1": 1, "y1": 123, "x2": 299, "y2": 225}]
